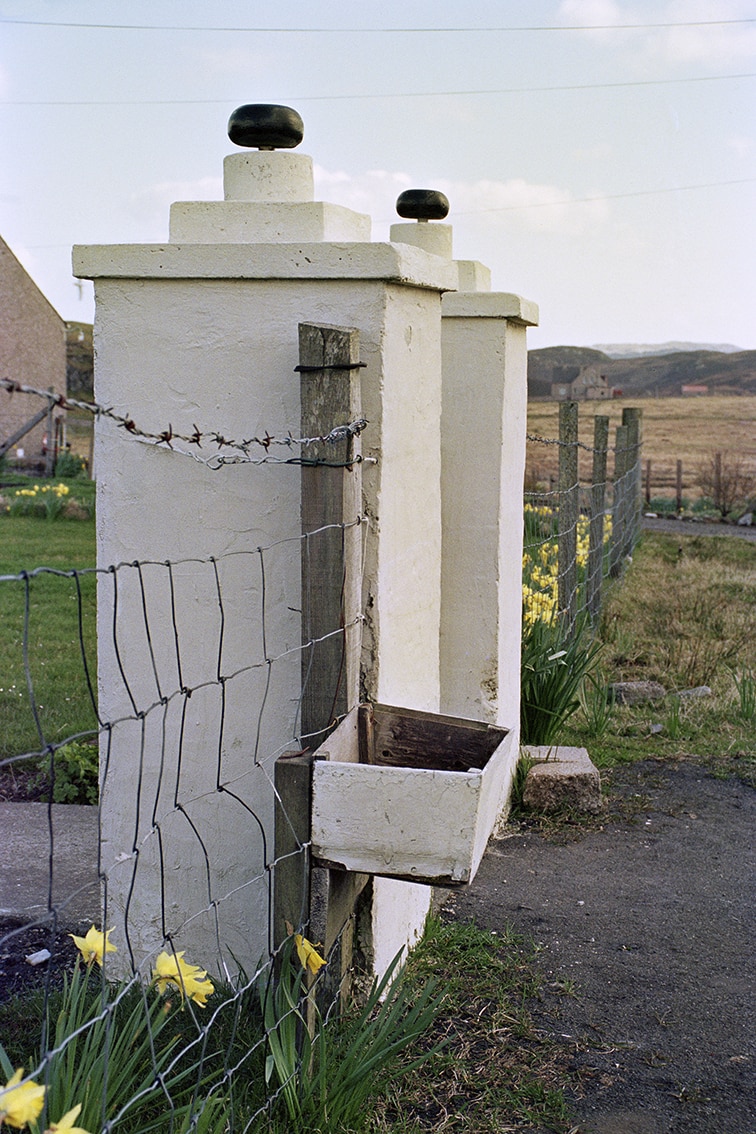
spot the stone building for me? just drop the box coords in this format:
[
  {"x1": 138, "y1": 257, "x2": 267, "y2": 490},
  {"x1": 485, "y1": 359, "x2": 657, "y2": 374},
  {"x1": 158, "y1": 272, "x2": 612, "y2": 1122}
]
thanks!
[
  {"x1": 551, "y1": 363, "x2": 613, "y2": 400},
  {"x1": 0, "y1": 235, "x2": 66, "y2": 463}
]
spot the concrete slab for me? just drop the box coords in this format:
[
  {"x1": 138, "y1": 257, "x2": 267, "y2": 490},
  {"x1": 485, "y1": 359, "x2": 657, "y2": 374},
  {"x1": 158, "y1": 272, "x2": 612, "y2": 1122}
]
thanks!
[
  {"x1": 521, "y1": 745, "x2": 604, "y2": 814},
  {"x1": 0, "y1": 802, "x2": 100, "y2": 928}
]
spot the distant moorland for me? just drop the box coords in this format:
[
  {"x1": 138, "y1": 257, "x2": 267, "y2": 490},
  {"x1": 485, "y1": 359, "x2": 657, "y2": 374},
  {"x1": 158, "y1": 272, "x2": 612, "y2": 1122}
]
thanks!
[
  {"x1": 526, "y1": 394, "x2": 756, "y2": 501},
  {"x1": 528, "y1": 345, "x2": 756, "y2": 398}
]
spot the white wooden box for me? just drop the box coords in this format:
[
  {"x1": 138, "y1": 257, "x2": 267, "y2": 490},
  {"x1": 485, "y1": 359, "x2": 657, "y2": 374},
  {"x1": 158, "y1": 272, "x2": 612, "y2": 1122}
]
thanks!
[{"x1": 310, "y1": 703, "x2": 515, "y2": 885}]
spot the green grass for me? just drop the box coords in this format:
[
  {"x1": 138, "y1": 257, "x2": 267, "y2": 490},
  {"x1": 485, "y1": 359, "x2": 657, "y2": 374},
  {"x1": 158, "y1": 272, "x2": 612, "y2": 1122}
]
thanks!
[
  {"x1": 561, "y1": 532, "x2": 756, "y2": 783},
  {"x1": 0, "y1": 513, "x2": 97, "y2": 762},
  {"x1": 365, "y1": 917, "x2": 572, "y2": 1133}
]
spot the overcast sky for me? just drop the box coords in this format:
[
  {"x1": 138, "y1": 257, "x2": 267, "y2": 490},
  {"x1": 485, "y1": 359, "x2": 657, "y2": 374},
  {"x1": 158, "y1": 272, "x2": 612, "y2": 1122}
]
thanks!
[{"x1": 1, "y1": 0, "x2": 754, "y2": 350}]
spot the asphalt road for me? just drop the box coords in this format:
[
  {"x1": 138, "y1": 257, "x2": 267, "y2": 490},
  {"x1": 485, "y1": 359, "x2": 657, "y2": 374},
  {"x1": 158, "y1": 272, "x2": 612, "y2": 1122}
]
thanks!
[{"x1": 444, "y1": 759, "x2": 756, "y2": 1134}]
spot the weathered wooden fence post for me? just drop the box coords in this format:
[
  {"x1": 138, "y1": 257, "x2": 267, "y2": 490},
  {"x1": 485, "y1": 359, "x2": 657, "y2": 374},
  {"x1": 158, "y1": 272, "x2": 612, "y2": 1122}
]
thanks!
[
  {"x1": 558, "y1": 401, "x2": 579, "y2": 631},
  {"x1": 610, "y1": 423, "x2": 629, "y2": 577},
  {"x1": 587, "y1": 414, "x2": 609, "y2": 623},
  {"x1": 275, "y1": 322, "x2": 367, "y2": 1008},
  {"x1": 622, "y1": 406, "x2": 642, "y2": 557},
  {"x1": 714, "y1": 451, "x2": 723, "y2": 513},
  {"x1": 645, "y1": 458, "x2": 651, "y2": 505},
  {"x1": 676, "y1": 459, "x2": 683, "y2": 512},
  {"x1": 298, "y1": 323, "x2": 363, "y2": 744}
]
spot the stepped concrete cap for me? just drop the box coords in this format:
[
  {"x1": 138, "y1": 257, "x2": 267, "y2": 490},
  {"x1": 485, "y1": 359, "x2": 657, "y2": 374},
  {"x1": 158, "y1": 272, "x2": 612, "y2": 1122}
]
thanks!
[
  {"x1": 455, "y1": 260, "x2": 492, "y2": 292},
  {"x1": 224, "y1": 151, "x2": 314, "y2": 201},
  {"x1": 73, "y1": 241, "x2": 458, "y2": 291},
  {"x1": 390, "y1": 220, "x2": 453, "y2": 260},
  {"x1": 521, "y1": 745, "x2": 604, "y2": 814},
  {"x1": 169, "y1": 200, "x2": 371, "y2": 244},
  {"x1": 442, "y1": 291, "x2": 539, "y2": 325}
]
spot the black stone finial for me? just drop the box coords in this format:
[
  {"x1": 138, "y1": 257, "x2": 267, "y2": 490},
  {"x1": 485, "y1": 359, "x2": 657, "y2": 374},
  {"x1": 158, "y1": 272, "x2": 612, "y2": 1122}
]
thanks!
[
  {"x1": 396, "y1": 189, "x2": 450, "y2": 221},
  {"x1": 227, "y1": 104, "x2": 304, "y2": 150}
]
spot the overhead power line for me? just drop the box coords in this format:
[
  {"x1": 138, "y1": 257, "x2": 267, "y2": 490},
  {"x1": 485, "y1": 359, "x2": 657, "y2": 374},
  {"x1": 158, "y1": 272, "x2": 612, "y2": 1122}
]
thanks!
[
  {"x1": 2, "y1": 72, "x2": 754, "y2": 108},
  {"x1": 448, "y1": 178, "x2": 756, "y2": 217},
  {"x1": 17, "y1": 177, "x2": 756, "y2": 252},
  {"x1": 1, "y1": 17, "x2": 755, "y2": 32}
]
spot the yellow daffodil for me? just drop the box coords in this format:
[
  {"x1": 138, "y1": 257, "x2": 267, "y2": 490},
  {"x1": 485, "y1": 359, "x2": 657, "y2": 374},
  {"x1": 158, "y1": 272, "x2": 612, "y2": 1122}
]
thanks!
[
  {"x1": 152, "y1": 951, "x2": 215, "y2": 1007},
  {"x1": 295, "y1": 934, "x2": 327, "y2": 974},
  {"x1": 284, "y1": 920, "x2": 327, "y2": 975},
  {"x1": 45, "y1": 1103, "x2": 91, "y2": 1134},
  {"x1": 69, "y1": 926, "x2": 116, "y2": 967},
  {"x1": 0, "y1": 1068, "x2": 45, "y2": 1129}
]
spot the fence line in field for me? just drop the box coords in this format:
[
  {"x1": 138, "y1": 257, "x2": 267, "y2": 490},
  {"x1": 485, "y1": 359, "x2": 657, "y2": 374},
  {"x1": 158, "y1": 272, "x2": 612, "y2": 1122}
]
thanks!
[{"x1": 523, "y1": 401, "x2": 643, "y2": 637}]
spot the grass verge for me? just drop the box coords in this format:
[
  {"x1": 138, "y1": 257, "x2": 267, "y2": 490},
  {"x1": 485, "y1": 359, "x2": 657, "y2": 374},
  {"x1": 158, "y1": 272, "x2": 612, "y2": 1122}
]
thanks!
[
  {"x1": 365, "y1": 917, "x2": 573, "y2": 1133},
  {"x1": 562, "y1": 531, "x2": 756, "y2": 784}
]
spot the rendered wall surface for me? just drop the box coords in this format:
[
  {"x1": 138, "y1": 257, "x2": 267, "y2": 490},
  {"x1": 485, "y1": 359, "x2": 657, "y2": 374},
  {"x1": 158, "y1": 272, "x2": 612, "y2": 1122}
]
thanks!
[
  {"x1": 76, "y1": 238, "x2": 452, "y2": 979},
  {"x1": 0, "y1": 236, "x2": 66, "y2": 456},
  {"x1": 439, "y1": 292, "x2": 538, "y2": 822}
]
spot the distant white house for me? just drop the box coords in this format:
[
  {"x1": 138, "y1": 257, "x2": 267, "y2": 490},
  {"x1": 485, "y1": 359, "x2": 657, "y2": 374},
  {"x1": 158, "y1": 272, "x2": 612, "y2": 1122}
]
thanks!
[
  {"x1": 551, "y1": 363, "x2": 614, "y2": 401},
  {"x1": 0, "y1": 235, "x2": 66, "y2": 463}
]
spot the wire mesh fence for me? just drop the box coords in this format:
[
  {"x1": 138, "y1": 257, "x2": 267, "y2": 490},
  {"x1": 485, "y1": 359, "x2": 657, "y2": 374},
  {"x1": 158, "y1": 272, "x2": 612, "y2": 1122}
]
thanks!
[
  {"x1": 523, "y1": 402, "x2": 643, "y2": 637},
  {"x1": 1, "y1": 531, "x2": 371, "y2": 1131},
  {"x1": 1, "y1": 358, "x2": 370, "y2": 1131}
]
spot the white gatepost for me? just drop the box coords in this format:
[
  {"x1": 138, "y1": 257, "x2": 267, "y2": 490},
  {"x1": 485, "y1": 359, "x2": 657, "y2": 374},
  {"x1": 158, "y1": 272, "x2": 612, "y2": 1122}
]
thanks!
[
  {"x1": 74, "y1": 107, "x2": 453, "y2": 980},
  {"x1": 392, "y1": 204, "x2": 539, "y2": 820}
]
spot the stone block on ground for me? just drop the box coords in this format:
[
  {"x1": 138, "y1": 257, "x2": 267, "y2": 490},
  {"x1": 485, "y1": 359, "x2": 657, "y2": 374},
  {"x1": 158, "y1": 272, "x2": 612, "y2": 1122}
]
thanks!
[
  {"x1": 521, "y1": 746, "x2": 604, "y2": 814},
  {"x1": 608, "y1": 681, "x2": 666, "y2": 706}
]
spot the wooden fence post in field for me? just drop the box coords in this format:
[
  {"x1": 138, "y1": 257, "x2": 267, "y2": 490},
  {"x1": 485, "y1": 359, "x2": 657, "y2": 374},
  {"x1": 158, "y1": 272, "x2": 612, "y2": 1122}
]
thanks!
[
  {"x1": 275, "y1": 321, "x2": 366, "y2": 1002},
  {"x1": 676, "y1": 459, "x2": 683, "y2": 512},
  {"x1": 558, "y1": 401, "x2": 579, "y2": 632},
  {"x1": 610, "y1": 423, "x2": 629, "y2": 577},
  {"x1": 645, "y1": 458, "x2": 651, "y2": 505},
  {"x1": 714, "y1": 451, "x2": 723, "y2": 513},
  {"x1": 622, "y1": 406, "x2": 642, "y2": 556},
  {"x1": 587, "y1": 414, "x2": 609, "y2": 624}
]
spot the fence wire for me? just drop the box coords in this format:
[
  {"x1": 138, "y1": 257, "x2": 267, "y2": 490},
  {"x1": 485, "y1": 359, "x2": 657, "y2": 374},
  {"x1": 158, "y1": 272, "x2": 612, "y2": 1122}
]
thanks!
[
  {"x1": 523, "y1": 410, "x2": 643, "y2": 637},
  {"x1": 1, "y1": 500, "x2": 367, "y2": 1131}
]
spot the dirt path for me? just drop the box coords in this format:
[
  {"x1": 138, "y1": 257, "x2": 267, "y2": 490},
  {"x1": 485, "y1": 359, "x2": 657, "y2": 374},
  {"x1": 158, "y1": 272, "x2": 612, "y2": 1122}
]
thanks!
[
  {"x1": 443, "y1": 759, "x2": 755, "y2": 1134},
  {"x1": 641, "y1": 515, "x2": 756, "y2": 542}
]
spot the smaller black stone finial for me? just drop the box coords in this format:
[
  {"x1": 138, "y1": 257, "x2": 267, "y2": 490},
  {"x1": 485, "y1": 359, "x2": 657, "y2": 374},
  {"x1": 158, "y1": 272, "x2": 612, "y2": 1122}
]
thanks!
[
  {"x1": 227, "y1": 104, "x2": 304, "y2": 150},
  {"x1": 396, "y1": 189, "x2": 450, "y2": 221}
]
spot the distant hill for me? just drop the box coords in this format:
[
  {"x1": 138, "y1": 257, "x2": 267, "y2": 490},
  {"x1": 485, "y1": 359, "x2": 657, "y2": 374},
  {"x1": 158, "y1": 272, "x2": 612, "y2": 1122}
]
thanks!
[
  {"x1": 591, "y1": 341, "x2": 743, "y2": 359},
  {"x1": 528, "y1": 346, "x2": 756, "y2": 398}
]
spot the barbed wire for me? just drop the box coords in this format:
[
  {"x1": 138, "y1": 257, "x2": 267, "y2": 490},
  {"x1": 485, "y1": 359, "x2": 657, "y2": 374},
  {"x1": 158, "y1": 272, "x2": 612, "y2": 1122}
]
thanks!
[
  {"x1": 527, "y1": 431, "x2": 632, "y2": 455},
  {"x1": 0, "y1": 378, "x2": 369, "y2": 466}
]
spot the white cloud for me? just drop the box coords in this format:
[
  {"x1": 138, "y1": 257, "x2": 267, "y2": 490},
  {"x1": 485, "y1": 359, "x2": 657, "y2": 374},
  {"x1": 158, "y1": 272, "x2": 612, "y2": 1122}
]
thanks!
[
  {"x1": 314, "y1": 165, "x2": 413, "y2": 231},
  {"x1": 128, "y1": 176, "x2": 223, "y2": 234},
  {"x1": 652, "y1": 0, "x2": 756, "y2": 64},
  {"x1": 558, "y1": 0, "x2": 628, "y2": 43},
  {"x1": 315, "y1": 166, "x2": 611, "y2": 239},
  {"x1": 558, "y1": 0, "x2": 756, "y2": 65},
  {"x1": 727, "y1": 135, "x2": 754, "y2": 157}
]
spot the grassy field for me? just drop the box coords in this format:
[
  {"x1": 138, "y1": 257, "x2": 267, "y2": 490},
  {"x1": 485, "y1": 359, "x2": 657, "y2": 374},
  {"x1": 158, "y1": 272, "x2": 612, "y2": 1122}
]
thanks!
[
  {"x1": 527, "y1": 394, "x2": 756, "y2": 500},
  {"x1": 0, "y1": 505, "x2": 97, "y2": 762},
  {"x1": 561, "y1": 530, "x2": 756, "y2": 781}
]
